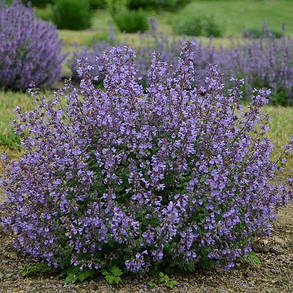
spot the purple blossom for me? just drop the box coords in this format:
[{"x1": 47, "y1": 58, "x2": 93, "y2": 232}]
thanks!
[{"x1": 0, "y1": 42, "x2": 292, "y2": 273}]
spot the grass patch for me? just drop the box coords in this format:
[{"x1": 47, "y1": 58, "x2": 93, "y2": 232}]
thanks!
[
  {"x1": 265, "y1": 106, "x2": 293, "y2": 176},
  {"x1": 34, "y1": 0, "x2": 292, "y2": 50},
  {"x1": 176, "y1": 0, "x2": 293, "y2": 37},
  {"x1": 0, "y1": 91, "x2": 35, "y2": 152},
  {"x1": 36, "y1": 1, "x2": 293, "y2": 43}
]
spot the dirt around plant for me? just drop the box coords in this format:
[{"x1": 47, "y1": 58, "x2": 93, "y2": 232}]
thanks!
[{"x1": 0, "y1": 199, "x2": 292, "y2": 293}]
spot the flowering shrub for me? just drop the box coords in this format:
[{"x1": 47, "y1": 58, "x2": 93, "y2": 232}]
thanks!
[
  {"x1": 0, "y1": 0, "x2": 65, "y2": 90},
  {"x1": 71, "y1": 22, "x2": 293, "y2": 104},
  {"x1": 1, "y1": 42, "x2": 292, "y2": 276}
]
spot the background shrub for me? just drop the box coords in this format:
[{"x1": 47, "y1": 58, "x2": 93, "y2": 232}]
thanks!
[
  {"x1": 1, "y1": 43, "x2": 292, "y2": 276},
  {"x1": 34, "y1": 4, "x2": 54, "y2": 22},
  {"x1": 22, "y1": 0, "x2": 53, "y2": 7},
  {"x1": 113, "y1": 9, "x2": 149, "y2": 33},
  {"x1": 0, "y1": 0, "x2": 65, "y2": 90},
  {"x1": 204, "y1": 16, "x2": 222, "y2": 37},
  {"x1": 106, "y1": 0, "x2": 127, "y2": 14},
  {"x1": 52, "y1": 0, "x2": 92, "y2": 30},
  {"x1": 89, "y1": 0, "x2": 106, "y2": 9},
  {"x1": 127, "y1": 0, "x2": 191, "y2": 11},
  {"x1": 174, "y1": 14, "x2": 223, "y2": 37},
  {"x1": 174, "y1": 15, "x2": 203, "y2": 36}
]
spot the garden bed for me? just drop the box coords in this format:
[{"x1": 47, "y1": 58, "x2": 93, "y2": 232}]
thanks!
[{"x1": 0, "y1": 200, "x2": 292, "y2": 292}]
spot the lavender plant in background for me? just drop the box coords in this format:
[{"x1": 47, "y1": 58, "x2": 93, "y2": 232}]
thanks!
[
  {"x1": 71, "y1": 41, "x2": 111, "y2": 82},
  {"x1": 1, "y1": 42, "x2": 292, "y2": 275},
  {"x1": 226, "y1": 36, "x2": 293, "y2": 105},
  {"x1": 0, "y1": 0, "x2": 65, "y2": 90},
  {"x1": 71, "y1": 20, "x2": 293, "y2": 104},
  {"x1": 71, "y1": 22, "x2": 116, "y2": 82}
]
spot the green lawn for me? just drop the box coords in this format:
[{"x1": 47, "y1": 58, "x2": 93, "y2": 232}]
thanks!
[
  {"x1": 174, "y1": 0, "x2": 293, "y2": 37},
  {"x1": 34, "y1": 0, "x2": 293, "y2": 50}
]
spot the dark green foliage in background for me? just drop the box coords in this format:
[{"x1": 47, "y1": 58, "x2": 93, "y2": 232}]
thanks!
[
  {"x1": 52, "y1": 0, "x2": 92, "y2": 30},
  {"x1": 113, "y1": 8, "x2": 149, "y2": 33},
  {"x1": 22, "y1": 0, "x2": 53, "y2": 7},
  {"x1": 174, "y1": 14, "x2": 223, "y2": 37},
  {"x1": 89, "y1": 0, "x2": 107, "y2": 9},
  {"x1": 127, "y1": 0, "x2": 191, "y2": 11}
]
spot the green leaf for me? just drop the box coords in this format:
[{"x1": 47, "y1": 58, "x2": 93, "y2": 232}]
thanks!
[
  {"x1": 247, "y1": 251, "x2": 261, "y2": 265},
  {"x1": 165, "y1": 280, "x2": 178, "y2": 289},
  {"x1": 105, "y1": 274, "x2": 114, "y2": 285},
  {"x1": 18, "y1": 263, "x2": 52, "y2": 277},
  {"x1": 78, "y1": 269, "x2": 95, "y2": 282},
  {"x1": 110, "y1": 265, "x2": 123, "y2": 277},
  {"x1": 184, "y1": 263, "x2": 195, "y2": 272},
  {"x1": 65, "y1": 272, "x2": 78, "y2": 284},
  {"x1": 160, "y1": 274, "x2": 169, "y2": 282},
  {"x1": 147, "y1": 281, "x2": 156, "y2": 287},
  {"x1": 101, "y1": 269, "x2": 109, "y2": 276},
  {"x1": 113, "y1": 276, "x2": 122, "y2": 285},
  {"x1": 105, "y1": 274, "x2": 122, "y2": 285}
]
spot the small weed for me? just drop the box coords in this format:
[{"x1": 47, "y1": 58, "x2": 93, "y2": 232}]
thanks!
[
  {"x1": 147, "y1": 272, "x2": 178, "y2": 289},
  {"x1": 246, "y1": 252, "x2": 261, "y2": 265},
  {"x1": 18, "y1": 263, "x2": 52, "y2": 277},
  {"x1": 63, "y1": 266, "x2": 95, "y2": 284},
  {"x1": 101, "y1": 265, "x2": 123, "y2": 285}
]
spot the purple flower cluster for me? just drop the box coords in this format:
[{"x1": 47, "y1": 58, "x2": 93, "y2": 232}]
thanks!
[
  {"x1": 71, "y1": 21, "x2": 293, "y2": 104},
  {"x1": 1, "y1": 42, "x2": 292, "y2": 274},
  {"x1": 0, "y1": 0, "x2": 65, "y2": 90},
  {"x1": 71, "y1": 41, "x2": 111, "y2": 82},
  {"x1": 223, "y1": 37, "x2": 293, "y2": 104}
]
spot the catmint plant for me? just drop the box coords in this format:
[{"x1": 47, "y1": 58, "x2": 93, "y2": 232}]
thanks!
[
  {"x1": 0, "y1": 0, "x2": 65, "y2": 90},
  {"x1": 1, "y1": 42, "x2": 292, "y2": 275}
]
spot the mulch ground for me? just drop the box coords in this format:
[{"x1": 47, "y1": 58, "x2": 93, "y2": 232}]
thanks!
[{"x1": 0, "y1": 201, "x2": 292, "y2": 293}]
